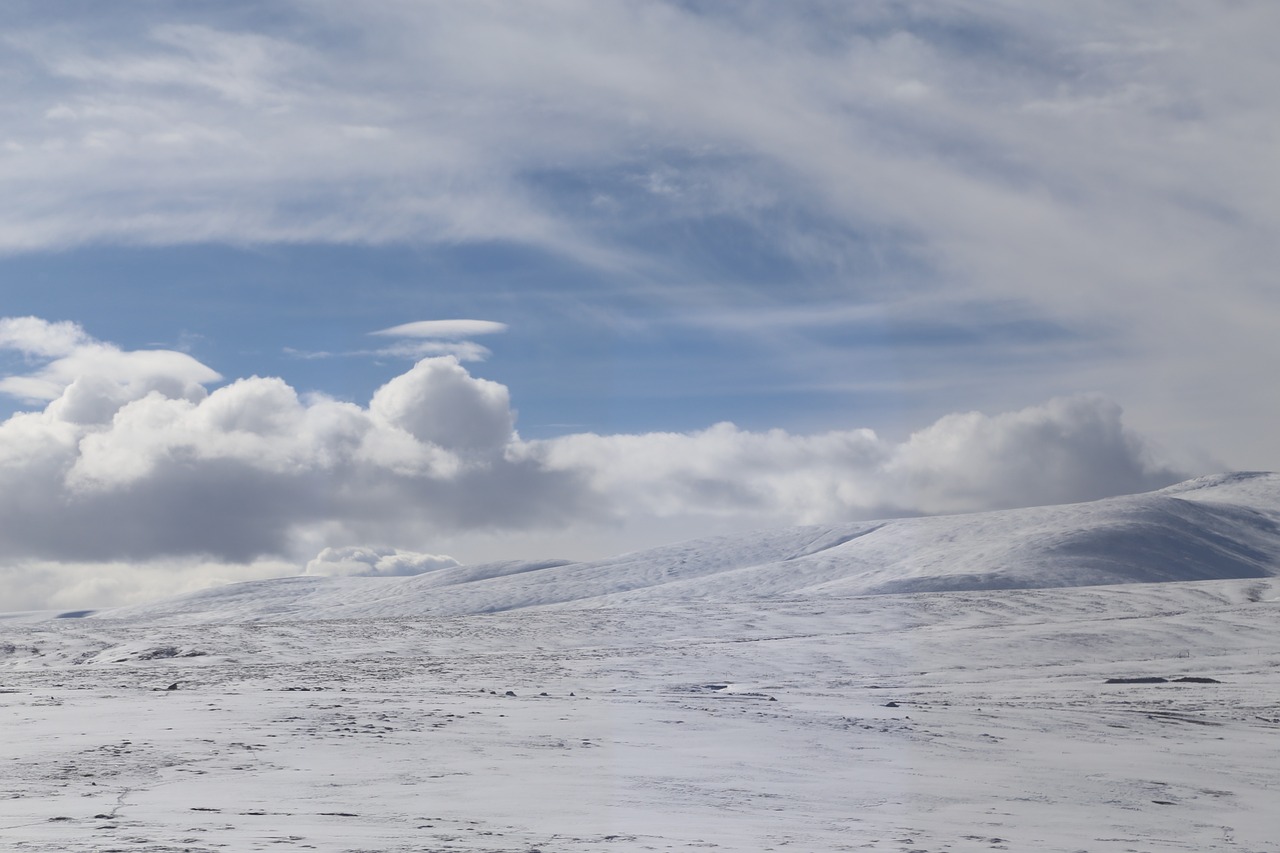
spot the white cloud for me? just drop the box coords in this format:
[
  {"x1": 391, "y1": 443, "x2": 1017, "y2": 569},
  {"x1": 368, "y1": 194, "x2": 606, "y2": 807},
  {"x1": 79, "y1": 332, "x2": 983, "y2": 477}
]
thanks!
[
  {"x1": 305, "y1": 546, "x2": 459, "y2": 578},
  {"x1": 370, "y1": 340, "x2": 495, "y2": 362},
  {"x1": 1, "y1": 3, "x2": 1278, "y2": 465},
  {"x1": 0, "y1": 317, "x2": 220, "y2": 412},
  {"x1": 0, "y1": 556, "x2": 299, "y2": 614},
  {"x1": 367, "y1": 319, "x2": 507, "y2": 362},
  {"x1": 0, "y1": 316, "x2": 92, "y2": 357},
  {"x1": 884, "y1": 396, "x2": 1180, "y2": 515},
  {"x1": 284, "y1": 320, "x2": 508, "y2": 363},
  {"x1": 369, "y1": 356, "x2": 514, "y2": 452},
  {"x1": 0, "y1": 326, "x2": 589, "y2": 575},
  {"x1": 524, "y1": 395, "x2": 1181, "y2": 525},
  {"x1": 372, "y1": 320, "x2": 508, "y2": 339},
  {"x1": 0, "y1": 318, "x2": 1189, "y2": 609},
  {"x1": 5, "y1": 3, "x2": 1272, "y2": 300}
]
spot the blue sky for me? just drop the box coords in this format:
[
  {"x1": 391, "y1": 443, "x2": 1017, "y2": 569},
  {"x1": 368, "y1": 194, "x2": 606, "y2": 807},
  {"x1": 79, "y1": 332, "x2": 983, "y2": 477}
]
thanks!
[{"x1": 1, "y1": 1, "x2": 1276, "y2": 608}]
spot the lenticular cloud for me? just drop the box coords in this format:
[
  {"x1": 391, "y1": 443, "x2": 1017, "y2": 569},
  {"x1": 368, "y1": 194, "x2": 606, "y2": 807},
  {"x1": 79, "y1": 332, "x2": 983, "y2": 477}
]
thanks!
[{"x1": 0, "y1": 318, "x2": 1185, "y2": 585}]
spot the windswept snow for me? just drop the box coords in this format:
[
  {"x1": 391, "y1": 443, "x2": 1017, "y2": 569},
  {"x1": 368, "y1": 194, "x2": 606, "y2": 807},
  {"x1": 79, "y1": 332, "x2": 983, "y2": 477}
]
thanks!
[
  {"x1": 3, "y1": 579, "x2": 1280, "y2": 852},
  {"x1": 2, "y1": 474, "x2": 1279, "y2": 851}
]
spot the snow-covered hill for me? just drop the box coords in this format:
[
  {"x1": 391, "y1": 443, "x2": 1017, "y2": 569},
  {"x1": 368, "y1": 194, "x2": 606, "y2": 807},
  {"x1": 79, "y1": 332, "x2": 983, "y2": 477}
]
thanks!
[
  {"x1": 103, "y1": 471, "x2": 1280, "y2": 622},
  {"x1": 5, "y1": 474, "x2": 1280, "y2": 852}
]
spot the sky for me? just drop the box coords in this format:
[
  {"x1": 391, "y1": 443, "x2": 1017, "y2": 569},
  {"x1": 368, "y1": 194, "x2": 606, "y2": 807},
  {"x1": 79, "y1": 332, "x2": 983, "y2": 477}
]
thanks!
[{"x1": 0, "y1": 0, "x2": 1276, "y2": 610}]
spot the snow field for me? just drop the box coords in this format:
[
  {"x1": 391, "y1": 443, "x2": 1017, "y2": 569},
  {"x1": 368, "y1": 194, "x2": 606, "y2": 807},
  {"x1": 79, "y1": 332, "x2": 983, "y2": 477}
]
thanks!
[{"x1": 3, "y1": 577, "x2": 1279, "y2": 851}]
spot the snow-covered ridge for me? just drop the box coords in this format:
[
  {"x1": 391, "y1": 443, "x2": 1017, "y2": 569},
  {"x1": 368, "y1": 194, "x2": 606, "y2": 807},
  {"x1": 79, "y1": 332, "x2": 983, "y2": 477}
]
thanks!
[{"x1": 100, "y1": 473, "x2": 1280, "y2": 623}]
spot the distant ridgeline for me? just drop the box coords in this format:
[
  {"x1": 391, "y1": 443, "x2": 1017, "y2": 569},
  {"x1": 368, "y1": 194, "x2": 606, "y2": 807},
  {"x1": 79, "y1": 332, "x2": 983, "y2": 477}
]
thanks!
[{"x1": 101, "y1": 472, "x2": 1280, "y2": 623}]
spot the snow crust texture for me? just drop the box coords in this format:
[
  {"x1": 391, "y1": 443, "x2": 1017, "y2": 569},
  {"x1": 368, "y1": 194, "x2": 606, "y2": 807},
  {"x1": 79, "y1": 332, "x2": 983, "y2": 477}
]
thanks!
[{"x1": 3, "y1": 579, "x2": 1280, "y2": 851}]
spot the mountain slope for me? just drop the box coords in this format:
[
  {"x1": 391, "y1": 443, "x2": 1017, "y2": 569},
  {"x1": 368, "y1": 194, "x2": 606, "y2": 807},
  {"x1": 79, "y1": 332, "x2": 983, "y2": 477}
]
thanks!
[{"x1": 100, "y1": 472, "x2": 1280, "y2": 622}]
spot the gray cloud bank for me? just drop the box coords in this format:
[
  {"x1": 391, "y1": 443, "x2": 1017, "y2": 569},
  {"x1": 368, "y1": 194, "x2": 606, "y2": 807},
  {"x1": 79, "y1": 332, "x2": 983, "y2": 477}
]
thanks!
[{"x1": 0, "y1": 318, "x2": 1185, "y2": 609}]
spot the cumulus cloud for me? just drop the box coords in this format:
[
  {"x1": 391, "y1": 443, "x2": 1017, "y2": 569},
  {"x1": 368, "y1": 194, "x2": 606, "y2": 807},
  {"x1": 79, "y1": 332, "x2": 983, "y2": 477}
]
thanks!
[
  {"x1": 887, "y1": 396, "x2": 1179, "y2": 514},
  {"x1": 0, "y1": 318, "x2": 1188, "y2": 609},
  {"x1": 524, "y1": 395, "x2": 1182, "y2": 525},
  {"x1": 369, "y1": 357, "x2": 514, "y2": 452},
  {"x1": 305, "y1": 546, "x2": 460, "y2": 578},
  {"x1": 0, "y1": 323, "x2": 589, "y2": 570},
  {"x1": 0, "y1": 316, "x2": 92, "y2": 357},
  {"x1": 0, "y1": 316, "x2": 219, "y2": 412}
]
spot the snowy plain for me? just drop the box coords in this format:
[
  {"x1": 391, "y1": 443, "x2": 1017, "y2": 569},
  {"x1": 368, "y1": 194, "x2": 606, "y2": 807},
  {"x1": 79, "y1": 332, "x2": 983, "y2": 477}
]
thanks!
[{"x1": 2, "y1": 473, "x2": 1280, "y2": 852}]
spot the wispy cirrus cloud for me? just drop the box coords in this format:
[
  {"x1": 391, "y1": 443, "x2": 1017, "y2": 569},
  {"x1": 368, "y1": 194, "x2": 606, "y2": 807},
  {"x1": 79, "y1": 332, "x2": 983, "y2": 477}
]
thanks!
[
  {"x1": 2, "y1": 2, "x2": 1279, "y2": 463},
  {"x1": 367, "y1": 319, "x2": 508, "y2": 360}
]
